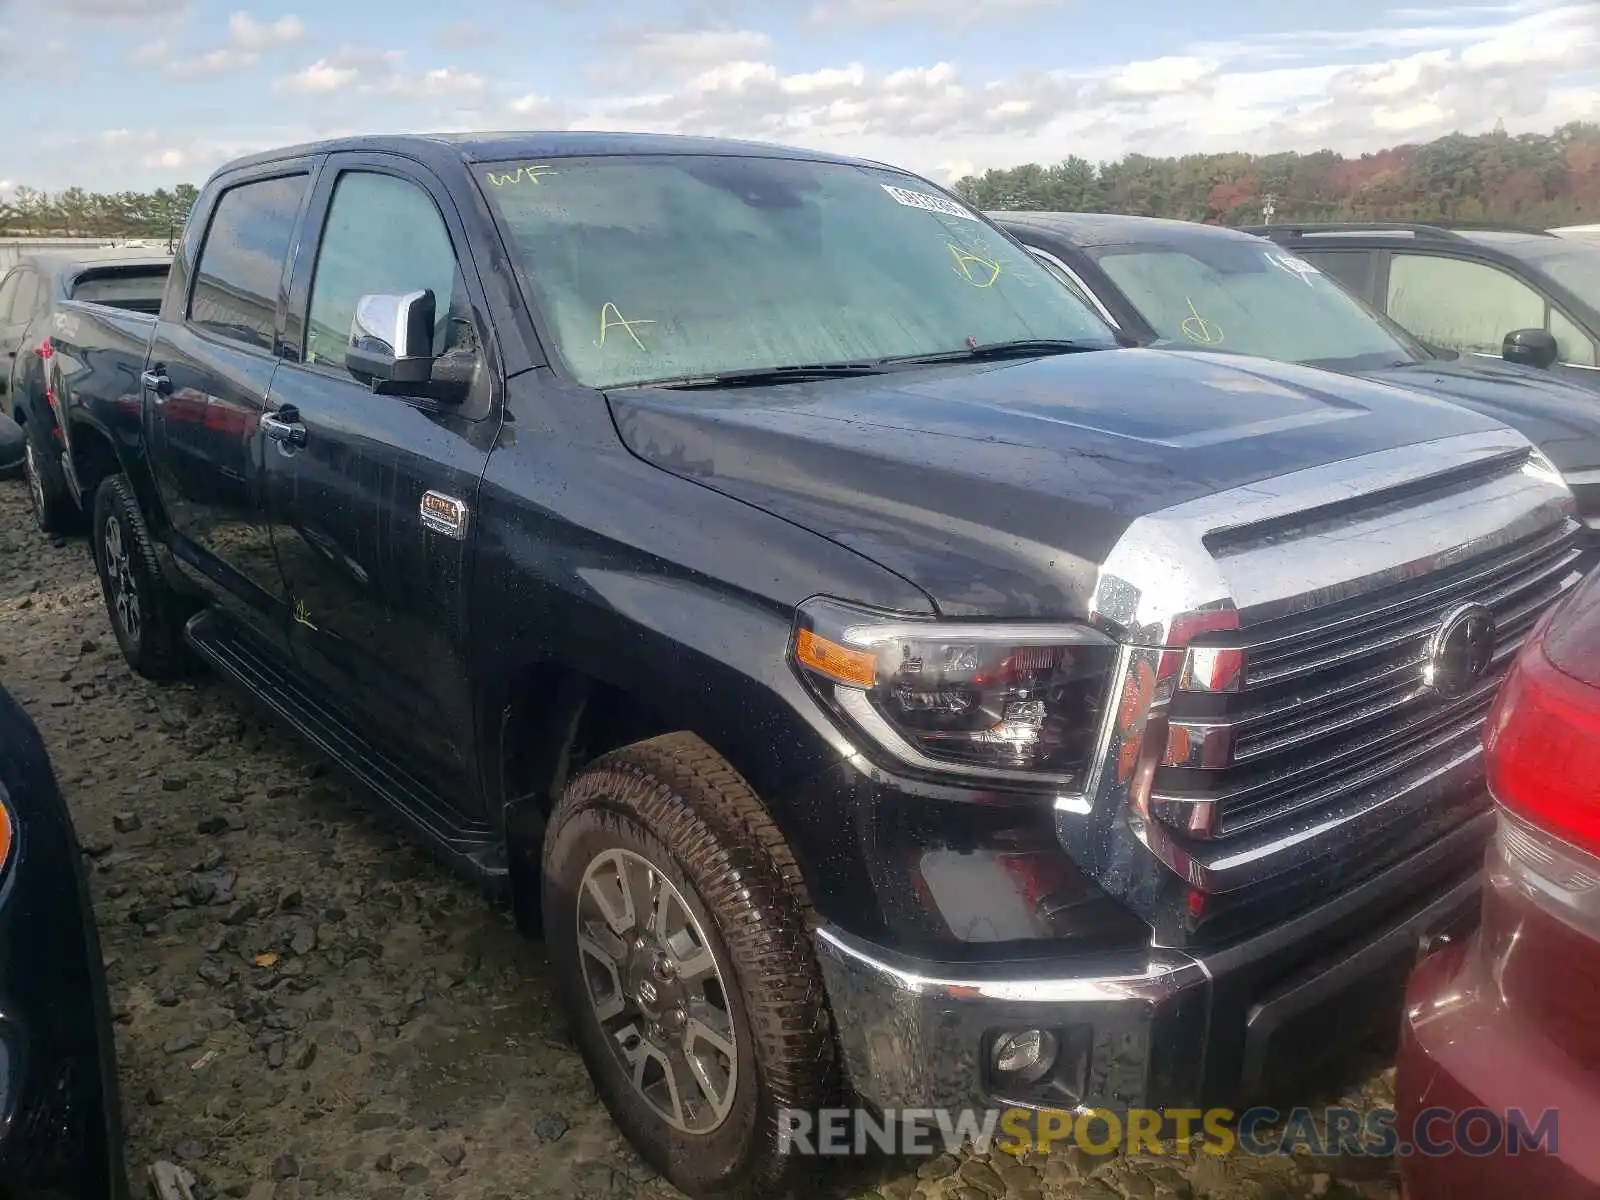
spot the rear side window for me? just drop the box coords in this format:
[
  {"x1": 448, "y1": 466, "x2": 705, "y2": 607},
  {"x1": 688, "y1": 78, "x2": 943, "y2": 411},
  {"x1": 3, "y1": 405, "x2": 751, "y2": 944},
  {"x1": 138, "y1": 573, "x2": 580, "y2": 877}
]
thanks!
[
  {"x1": 188, "y1": 174, "x2": 309, "y2": 350},
  {"x1": 0, "y1": 272, "x2": 19, "y2": 323},
  {"x1": 10, "y1": 270, "x2": 39, "y2": 322},
  {"x1": 72, "y1": 266, "x2": 171, "y2": 314}
]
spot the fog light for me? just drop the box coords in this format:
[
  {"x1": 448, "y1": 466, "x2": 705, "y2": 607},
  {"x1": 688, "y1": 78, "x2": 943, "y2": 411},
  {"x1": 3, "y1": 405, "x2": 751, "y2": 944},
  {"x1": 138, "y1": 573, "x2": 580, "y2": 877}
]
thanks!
[{"x1": 992, "y1": 1028, "x2": 1057, "y2": 1082}]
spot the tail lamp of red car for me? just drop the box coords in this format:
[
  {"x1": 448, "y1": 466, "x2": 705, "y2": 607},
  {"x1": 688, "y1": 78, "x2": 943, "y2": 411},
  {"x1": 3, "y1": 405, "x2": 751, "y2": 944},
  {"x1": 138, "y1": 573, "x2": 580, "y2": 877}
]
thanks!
[{"x1": 1485, "y1": 569, "x2": 1600, "y2": 926}]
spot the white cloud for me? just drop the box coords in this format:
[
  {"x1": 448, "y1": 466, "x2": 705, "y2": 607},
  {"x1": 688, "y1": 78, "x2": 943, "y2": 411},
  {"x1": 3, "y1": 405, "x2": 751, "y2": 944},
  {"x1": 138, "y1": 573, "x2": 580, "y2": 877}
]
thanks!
[
  {"x1": 143, "y1": 148, "x2": 190, "y2": 170},
  {"x1": 1105, "y1": 57, "x2": 1220, "y2": 98},
  {"x1": 22, "y1": 0, "x2": 1600, "y2": 195},
  {"x1": 432, "y1": 18, "x2": 487, "y2": 48},
  {"x1": 806, "y1": 0, "x2": 1062, "y2": 26},
  {"x1": 629, "y1": 27, "x2": 774, "y2": 69},
  {"x1": 55, "y1": 0, "x2": 186, "y2": 17},
  {"x1": 130, "y1": 36, "x2": 169, "y2": 65},
  {"x1": 507, "y1": 92, "x2": 552, "y2": 117},
  {"x1": 227, "y1": 10, "x2": 304, "y2": 51},
  {"x1": 275, "y1": 58, "x2": 359, "y2": 94},
  {"x1": 582, "y1": 0, "x2": 1600, "y2": 183},
  {"x1": 401, "y1": 67, "x2": 488, "y2": 97},
  {"x1": 150, "y1": 7, "x2": 305, "y2": 77}
]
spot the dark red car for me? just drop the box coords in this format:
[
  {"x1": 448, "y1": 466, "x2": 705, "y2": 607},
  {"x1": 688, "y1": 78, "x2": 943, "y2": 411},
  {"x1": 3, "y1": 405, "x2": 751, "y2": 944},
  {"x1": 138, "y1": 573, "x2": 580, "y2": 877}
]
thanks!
[{"x1": 1398, "y1": 564, "x2": 1600, "y2": 1196}]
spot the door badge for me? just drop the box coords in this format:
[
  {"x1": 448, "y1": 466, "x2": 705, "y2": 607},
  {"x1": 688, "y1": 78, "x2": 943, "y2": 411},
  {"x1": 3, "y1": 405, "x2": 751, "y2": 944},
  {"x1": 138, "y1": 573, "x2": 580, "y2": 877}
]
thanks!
[{"x1": 420, "y1": 491, "x2": 470, "y2": 540}]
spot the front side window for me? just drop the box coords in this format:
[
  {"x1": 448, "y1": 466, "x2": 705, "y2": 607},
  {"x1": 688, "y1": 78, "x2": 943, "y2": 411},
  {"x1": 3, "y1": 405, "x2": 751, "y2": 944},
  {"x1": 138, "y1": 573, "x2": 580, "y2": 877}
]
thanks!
[
  {"x1": 1385, "y1": 254, "x2": 1545, "y2": 358},
  {"x1": 1091, "y1": 240, "x2": 1411, "y2": 370},
  {"x1": 188, "y1": 173, "x2": 309, "y2": 351},
  {"x1": 481, "y1": 155, "x2": 1117, "y2": 389},
  {"x1": 304, "y1": 171, "x2": 463, "y2": 372},
  {"x1": 1297, "y1": 250, "x2": 1373, "y2": 298}
]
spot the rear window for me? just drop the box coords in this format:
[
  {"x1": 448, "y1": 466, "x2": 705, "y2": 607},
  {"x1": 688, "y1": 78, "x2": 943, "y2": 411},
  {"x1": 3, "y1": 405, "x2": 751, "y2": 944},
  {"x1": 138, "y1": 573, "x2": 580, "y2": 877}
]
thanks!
[{"x1": 71, "y1": 266, "x2": 170, "y2": 314}]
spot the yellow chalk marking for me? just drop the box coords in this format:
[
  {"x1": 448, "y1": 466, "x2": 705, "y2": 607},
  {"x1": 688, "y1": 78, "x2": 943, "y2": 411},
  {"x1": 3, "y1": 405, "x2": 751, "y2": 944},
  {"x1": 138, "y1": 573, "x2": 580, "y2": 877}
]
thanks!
[
  {"x1": 597, "y1": 302, "x2": 654, "y2": 351},
  {"x1": 949, "y1": 243, "x2": 1002, "y2": 288},
  {"x1": 1180, "y1": 297, "x2": 1223, "y2": 345},
  {"x1": 485, "y1": 164, "x2": 557, "y2": 187}
]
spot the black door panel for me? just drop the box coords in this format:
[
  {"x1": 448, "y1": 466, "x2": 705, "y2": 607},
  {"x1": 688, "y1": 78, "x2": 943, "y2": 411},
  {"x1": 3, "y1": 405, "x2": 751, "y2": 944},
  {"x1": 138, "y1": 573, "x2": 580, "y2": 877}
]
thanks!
[
  {"x1": 148, "y1": 170, "x2": 311, "y2": 645},
  {"x1": 267, "y1": 158, "x2": 495, "y2": 812},
  {"x1": 262, "y1": 369, "x2": 487, "y2": 796}
]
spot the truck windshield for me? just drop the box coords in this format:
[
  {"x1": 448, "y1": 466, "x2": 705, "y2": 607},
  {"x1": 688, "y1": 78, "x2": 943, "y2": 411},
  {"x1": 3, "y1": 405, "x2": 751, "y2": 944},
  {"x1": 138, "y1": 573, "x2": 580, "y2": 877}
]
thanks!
[
  {"x1": 480, "y1": 154, "x2": 1119, "y2": 389},
  {"x1": 1090, "y1": 239, "x2": 1422, "y2": 371}
]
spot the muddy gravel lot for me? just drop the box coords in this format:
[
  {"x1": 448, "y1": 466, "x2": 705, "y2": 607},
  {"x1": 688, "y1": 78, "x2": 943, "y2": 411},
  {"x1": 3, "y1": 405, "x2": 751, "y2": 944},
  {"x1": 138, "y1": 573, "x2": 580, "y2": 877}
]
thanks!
[{"x1": 0, "y1": 476, "x2": 1402, "y2": 1200}]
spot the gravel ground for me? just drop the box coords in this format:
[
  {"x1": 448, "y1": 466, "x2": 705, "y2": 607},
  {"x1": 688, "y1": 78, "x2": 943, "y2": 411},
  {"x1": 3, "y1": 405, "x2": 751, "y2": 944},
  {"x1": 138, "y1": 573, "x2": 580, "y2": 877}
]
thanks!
[{"x1": 0, "y1": 477, "x2": 1402, "y2": 1200}]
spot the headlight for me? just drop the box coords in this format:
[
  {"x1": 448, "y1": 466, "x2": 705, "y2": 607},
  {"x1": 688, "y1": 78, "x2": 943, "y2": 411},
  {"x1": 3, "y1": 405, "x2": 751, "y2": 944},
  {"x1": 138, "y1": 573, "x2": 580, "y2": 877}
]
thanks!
[
  {"x1": 0, "y1": 792, "x2": 12, "y2": 881},
  {"x1": 791, "y1": 598, "x2": 1120, "y2": 788}
]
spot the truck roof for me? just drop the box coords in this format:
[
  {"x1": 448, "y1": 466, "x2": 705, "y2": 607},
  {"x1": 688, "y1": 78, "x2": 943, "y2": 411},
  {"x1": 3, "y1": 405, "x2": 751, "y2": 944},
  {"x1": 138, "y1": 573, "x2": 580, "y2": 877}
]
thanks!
[
  {"x1": 991, "y1": 211, "x2": 1254, "y2": 248},
  {"x1": 217, "y1": 130, "x2": 892, "y2": 177}
]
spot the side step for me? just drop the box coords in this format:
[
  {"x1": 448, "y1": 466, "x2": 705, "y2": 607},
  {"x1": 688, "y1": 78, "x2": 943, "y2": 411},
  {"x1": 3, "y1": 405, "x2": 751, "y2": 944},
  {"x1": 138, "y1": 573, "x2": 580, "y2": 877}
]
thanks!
[{"x1": 184, "y1": 608, "x2": 509, "y2": 893}]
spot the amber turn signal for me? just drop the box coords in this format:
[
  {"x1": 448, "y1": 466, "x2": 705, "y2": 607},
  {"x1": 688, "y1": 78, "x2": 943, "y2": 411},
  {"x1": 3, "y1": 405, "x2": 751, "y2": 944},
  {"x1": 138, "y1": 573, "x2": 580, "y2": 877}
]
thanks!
[{"x1": 795, "y1": 628, "x2": 878, "y2": 689}]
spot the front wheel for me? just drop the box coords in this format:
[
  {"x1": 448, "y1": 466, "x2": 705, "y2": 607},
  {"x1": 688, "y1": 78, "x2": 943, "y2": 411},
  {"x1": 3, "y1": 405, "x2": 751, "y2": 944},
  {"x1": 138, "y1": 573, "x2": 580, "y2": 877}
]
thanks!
[
  {"x1": 92, "y1": 475, "x2": 188, "y2": 680},
  {"x1": 542, "y1": 733, "x2": 837, "y2": 1199}
]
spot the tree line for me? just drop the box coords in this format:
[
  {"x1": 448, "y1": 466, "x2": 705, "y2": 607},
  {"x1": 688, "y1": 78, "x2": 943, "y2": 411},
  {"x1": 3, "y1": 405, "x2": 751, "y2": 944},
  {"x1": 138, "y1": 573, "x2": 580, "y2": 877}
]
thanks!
[
  {"x1": 4, "y1": 123, "x2": 1599, "y2": 236},
  {"x1": 952, "y1": 122, "x2": 1600, "y2": 227},
  {"x1": 0, "y1": 184, "x2": 199, "y2": 240}
]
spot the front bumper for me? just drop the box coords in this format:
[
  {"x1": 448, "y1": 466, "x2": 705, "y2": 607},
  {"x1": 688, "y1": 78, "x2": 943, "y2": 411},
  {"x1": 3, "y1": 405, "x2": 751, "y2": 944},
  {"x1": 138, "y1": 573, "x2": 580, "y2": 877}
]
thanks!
[
  {"x1": 0, "y1": 700, "x2": 126, "y2": 1199},
  {"x1": 816, "y1": 812, "x2": 1487, "y2": 1115}
]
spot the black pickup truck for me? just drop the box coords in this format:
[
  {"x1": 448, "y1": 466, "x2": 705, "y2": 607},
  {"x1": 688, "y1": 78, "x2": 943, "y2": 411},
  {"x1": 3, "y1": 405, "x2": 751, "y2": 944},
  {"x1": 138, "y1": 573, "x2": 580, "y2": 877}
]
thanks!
[
  {"x1": 1, "y1": 248, "x2": 171, "y2": 533},
  {"x1": 46, "y1": 133, "x2": 1582, "y2": 1197}
]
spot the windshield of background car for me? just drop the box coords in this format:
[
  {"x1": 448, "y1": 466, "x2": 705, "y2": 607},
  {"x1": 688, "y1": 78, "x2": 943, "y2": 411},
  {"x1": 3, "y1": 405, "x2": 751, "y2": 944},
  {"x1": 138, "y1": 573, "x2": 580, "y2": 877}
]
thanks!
[
  {"x1": 479, "y1": 154, "x2": 1119, "y2": 389},
  {"x1": 1090, "y1": 238, "x2": 1417, "y2": 370}
]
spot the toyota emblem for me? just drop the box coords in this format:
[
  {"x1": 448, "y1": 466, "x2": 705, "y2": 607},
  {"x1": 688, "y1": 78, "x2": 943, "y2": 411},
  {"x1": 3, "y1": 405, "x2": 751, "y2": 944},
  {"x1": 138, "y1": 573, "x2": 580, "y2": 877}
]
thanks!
[{"x1": 1423, "y1": 604, "x2": 1496, "y2": 699}]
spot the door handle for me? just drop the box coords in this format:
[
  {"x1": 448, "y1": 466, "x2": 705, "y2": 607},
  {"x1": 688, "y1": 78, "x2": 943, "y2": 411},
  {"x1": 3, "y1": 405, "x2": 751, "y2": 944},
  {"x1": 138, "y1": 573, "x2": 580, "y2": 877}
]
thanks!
[
  {"x1": 262, "y1": 407, "x2": 307, "y2": 447},
  {"x1": 140, "y1": 368, "x2": 172, "y2": 397}
]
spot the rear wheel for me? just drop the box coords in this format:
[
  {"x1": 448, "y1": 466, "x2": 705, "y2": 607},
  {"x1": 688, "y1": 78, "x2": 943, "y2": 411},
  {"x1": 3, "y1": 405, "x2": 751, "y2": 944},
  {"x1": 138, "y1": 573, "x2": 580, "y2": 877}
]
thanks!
[
  {"x1": 22, "y1": 417, "x2": 78, "y2": 535},
  {"x1": 542, "y1": 732, "x2": 836, "y2": 1198},
  {"x1": 92, "y1": 475, "x2": 188, "y2": 680}
]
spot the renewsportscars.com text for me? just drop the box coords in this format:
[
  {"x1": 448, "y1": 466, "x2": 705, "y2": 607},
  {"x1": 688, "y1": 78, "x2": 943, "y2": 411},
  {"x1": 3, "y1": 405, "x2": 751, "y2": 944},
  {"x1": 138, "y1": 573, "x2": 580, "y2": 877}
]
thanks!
[{"x1": 778, "y1": 1105, "x2": 1559, "y2": 1159}]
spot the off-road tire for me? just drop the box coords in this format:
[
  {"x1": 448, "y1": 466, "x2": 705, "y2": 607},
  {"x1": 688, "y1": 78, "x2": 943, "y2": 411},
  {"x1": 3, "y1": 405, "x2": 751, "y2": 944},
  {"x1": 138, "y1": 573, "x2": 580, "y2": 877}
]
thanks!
[
  {"x1": 542, "y1": 732, "x2": 838, "y2": 1199},
  {"x1": 21, "y1": 413, "x2": 79, "y2": 535},
  {"x1": 92, "y1": 474, "x2": 188, "y2": 681}
]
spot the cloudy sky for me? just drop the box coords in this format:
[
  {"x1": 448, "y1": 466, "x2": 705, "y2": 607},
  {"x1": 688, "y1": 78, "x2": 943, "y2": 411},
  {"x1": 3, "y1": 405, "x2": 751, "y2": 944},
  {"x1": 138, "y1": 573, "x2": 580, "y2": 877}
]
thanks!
[{"x1": 2, "y1": 0, "x2": 1597, "y2": 194}]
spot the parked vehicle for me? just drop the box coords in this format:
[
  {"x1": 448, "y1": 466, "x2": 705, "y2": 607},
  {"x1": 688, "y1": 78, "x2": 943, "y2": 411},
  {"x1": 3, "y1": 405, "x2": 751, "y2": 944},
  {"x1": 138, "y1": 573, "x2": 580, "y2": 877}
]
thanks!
[
  {"x1": 0, "y1": 249, "x2": 172, "y2": 533},
  {"x1": 0, "y1": 682, "x2": 127, "y2": 1199},
  {"x1": 46, "y1": 132, "x2": 1584, "y2": 1198},
  {"x1": 1551, "y1": 223, "x2": 1600, "y2": 246},
  {"x1": 1241, "y1": 222, "x2": 1600, "y2": 393},
  {"x1": 992, "y1": 212, "x2": 1600, "y2": 547},
  {"x1": 1396, "y1": 560, "x2": 1600, "y2": 1198},
  {"x1": 0, "y1": 411, "x2": 21, "y2": 478}
]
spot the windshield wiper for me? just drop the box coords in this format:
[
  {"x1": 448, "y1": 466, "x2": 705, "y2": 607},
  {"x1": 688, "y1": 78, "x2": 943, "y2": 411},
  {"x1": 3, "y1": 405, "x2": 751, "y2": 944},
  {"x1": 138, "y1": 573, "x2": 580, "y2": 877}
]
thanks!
[
  {"x1": 633, "y1": 362, "x2": 886, "y2": 390},
  {"x1": 884, "y1": 338, "x2": 1112, "y2": 366}
]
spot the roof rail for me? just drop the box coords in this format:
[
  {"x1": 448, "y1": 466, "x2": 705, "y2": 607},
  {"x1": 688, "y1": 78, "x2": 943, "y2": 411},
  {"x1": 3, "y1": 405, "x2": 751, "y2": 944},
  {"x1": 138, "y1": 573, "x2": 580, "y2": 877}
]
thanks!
[{"x1": 1242, "y1": 220, "x2": 1555, "y2": 241}]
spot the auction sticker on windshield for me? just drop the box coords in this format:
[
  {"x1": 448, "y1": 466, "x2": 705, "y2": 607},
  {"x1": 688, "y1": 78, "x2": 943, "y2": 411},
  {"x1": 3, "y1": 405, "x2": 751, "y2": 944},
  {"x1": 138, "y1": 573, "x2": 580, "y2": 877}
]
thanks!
[
  {"x1": 881, "y1": 184, "x2": 979, "y2": 220},
  {"x1": 1263, "y1": 250, "x2": 1322, "y2": 286}
]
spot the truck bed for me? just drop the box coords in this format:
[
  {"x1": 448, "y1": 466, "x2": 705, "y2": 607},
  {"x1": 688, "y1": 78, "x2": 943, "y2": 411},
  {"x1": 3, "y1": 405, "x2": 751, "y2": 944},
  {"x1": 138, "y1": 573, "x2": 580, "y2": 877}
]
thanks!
[{"x1": 50, "y1": 300, "x2": 157, "y2": 455}]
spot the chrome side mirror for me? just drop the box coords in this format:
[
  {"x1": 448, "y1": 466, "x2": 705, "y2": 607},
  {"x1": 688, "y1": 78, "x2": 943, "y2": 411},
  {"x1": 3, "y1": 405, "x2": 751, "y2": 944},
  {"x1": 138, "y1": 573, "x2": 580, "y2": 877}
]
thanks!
[{"x1": 347, "y1": 289, "x2": 435, "y2": 385}]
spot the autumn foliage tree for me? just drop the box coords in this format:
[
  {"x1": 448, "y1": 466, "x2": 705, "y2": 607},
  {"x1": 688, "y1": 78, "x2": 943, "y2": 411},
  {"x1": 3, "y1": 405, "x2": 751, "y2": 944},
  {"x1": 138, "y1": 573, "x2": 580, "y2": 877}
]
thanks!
[{"x1": 953, "y1": 121, "x2": 1600, "y2": 227}]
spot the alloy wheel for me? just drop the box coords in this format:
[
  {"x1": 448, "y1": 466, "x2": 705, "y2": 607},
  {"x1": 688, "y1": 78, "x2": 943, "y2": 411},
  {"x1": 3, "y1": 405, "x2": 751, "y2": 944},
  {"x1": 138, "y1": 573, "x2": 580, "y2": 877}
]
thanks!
[
  {"x1": 24, "y1": 441, "x2": 46, "y2": 526},
  {"x1": 103, "y1": 514, "x2": 141, "y2": 647},
  {"x1": 576, "y1": 847, "x2": 739, "y2": 1134}
]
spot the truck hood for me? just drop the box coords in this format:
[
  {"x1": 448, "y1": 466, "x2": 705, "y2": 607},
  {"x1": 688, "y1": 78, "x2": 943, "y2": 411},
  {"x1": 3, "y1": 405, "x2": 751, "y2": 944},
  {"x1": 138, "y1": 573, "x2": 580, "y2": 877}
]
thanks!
[{"x1": 608, "y1": 348, "x2": 1509, "y2": 619}]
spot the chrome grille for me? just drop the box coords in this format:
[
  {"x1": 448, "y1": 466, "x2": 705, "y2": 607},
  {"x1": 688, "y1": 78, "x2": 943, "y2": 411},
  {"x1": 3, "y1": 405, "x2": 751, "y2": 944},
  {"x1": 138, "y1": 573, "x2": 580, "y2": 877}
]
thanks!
[{"x1": 1151, "y1": 518, "x2": 1583, "y2": 840}]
